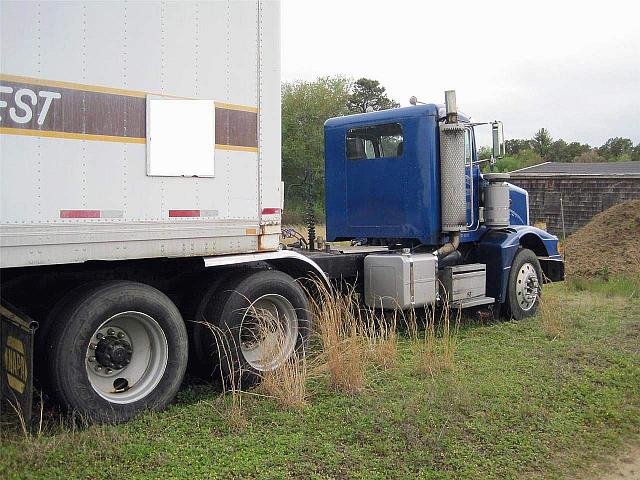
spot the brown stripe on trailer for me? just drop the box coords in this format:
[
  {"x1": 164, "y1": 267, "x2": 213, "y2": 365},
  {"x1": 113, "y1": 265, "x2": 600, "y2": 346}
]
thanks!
[
  {"x1": 0, "y1": 79, "x2": 146, "y2": 139},
  {"x1": 0, "y1": 74, "x2": 258, "y2": 149}
]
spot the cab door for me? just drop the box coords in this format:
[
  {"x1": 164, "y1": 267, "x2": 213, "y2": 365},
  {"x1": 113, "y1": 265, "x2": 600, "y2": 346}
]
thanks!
[{"x1": 345, "y1": 122, "x2": 405, "y2": 227}]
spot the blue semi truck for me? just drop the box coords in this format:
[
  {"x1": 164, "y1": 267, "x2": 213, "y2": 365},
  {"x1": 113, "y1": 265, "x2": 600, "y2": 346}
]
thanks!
[{"x1": 304, "y1": 90, "x2": 564, "y2": 319}]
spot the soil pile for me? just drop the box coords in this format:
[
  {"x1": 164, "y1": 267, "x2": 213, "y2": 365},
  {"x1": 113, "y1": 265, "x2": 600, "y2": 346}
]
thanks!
[{"x1": 564, "y1": 199, "x2": 640, "y2": 278}]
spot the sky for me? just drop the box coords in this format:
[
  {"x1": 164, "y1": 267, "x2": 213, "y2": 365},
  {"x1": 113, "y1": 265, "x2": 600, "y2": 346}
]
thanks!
[{"x1": 281, "y1": 0, "x2": 640, "y2": 148}]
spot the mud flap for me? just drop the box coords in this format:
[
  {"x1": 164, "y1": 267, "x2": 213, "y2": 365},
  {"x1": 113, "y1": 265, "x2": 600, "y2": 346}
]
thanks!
[{"x1": 1, "y1": 300, "x2": 38, "y2": 424}]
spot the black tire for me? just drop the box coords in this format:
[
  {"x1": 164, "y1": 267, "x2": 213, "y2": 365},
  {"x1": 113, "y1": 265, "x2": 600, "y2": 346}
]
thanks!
[
  {"x1": 201, "y1": 269, "x2": 311, "y2": 389},
  {"x1": 36, "y1": 281, "x2": 110, "y2": 395},
  {"x1": 505, "y1": 248, "x2": 543, "y2": 320},
  {"x1": 45, "y1": 281, "x2": 188, "y2": 422},
  {"x1": 182, "y1": 270, "x2": 238, "y2": 379}
]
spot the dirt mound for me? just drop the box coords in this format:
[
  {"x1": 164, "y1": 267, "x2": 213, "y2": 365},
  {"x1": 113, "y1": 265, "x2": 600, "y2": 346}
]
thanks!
[{"x1": 564, "y1": 199, "x2": 640, "y2": 278}]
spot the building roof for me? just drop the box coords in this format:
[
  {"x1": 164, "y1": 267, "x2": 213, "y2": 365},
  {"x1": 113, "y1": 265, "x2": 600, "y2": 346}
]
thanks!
[{"x1": 509, "y1": 161, "x2": 640, "y2": 177}]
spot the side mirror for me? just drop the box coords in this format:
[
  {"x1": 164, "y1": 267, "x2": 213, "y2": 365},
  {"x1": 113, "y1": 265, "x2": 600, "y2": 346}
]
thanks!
[{"x1": 492, "y1": 121, "x2": 505, "y2": 159}]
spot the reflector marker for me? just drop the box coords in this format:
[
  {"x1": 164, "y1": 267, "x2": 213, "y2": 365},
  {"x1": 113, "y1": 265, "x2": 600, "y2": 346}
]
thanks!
[
  {"x1": 168, "y1": 210, "x2": 219, "y2": 218},
  {"x1": 261, "y1": 208, "x2": 281, "y2": 215},
  {"x1": 169, "y1": 210, "x2": 200, "y2": 218},
  {"x1": 59, "y1": 210, "x2": 123, "y2": 219}
]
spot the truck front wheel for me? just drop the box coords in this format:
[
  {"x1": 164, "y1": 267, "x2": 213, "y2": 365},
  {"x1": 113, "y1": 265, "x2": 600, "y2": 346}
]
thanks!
[
  {"x1": 44, "y1": 281, "x2": 188, "y2": 422},
  {"x1": 505, "y1": 248, "x2": 543, "y2": 320}
]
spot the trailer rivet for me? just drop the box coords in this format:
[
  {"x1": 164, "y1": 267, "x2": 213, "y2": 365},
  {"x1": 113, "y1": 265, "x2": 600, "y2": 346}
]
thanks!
[
  {"x1": 107, "y1": 329, "x2": 115, "y2": 336},
  {"x1": 95, "y1": 366, "x2": 102, "y2": 371},
  {"x1": 106, "y1": 368, "x2": 112, "y2": 374},
  {"x1": 88, "y1": 356, "x2": 96, "y2": 362},
  {"x1": 117, "y1": 332, "x2": 125, "y2": 339},
  {"x1": 89, "y1": 343, "x2": 97, "y2": 350},
  {"x1": 96, "y1": 333, "x2": 104, "y2": 340}
]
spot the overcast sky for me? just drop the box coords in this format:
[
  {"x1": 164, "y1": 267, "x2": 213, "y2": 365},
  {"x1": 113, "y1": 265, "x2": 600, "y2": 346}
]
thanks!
[{"x1": 281, "y1": 0, "x2": 640, "y2": 147}]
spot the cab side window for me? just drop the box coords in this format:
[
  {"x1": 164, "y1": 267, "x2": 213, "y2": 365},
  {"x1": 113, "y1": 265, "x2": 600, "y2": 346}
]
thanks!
[{"x1": 346, "y1": 123, "x2": 403, "y2": 160}]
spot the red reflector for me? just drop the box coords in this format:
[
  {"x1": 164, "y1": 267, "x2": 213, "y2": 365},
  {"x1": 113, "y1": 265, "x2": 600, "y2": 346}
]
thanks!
[
  {"x1": 60, "y1": 210, "x2": 100, "y2": 218},
  {"x1": 261, "y1": 208, "x2": 281, "y2": 215},
  {"x1": 169, "y1": 210, "x2": 200, "y2": 217}
]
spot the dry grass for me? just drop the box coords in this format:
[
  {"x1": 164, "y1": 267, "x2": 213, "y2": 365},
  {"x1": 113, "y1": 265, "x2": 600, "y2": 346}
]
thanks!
[
  {"x1": 361, "y1": 307, "x2": 399, "y2": 370},
  {"x1": 259, "y1": 355, "x2": 309, "y2": 409},
  {"x1": 309, "y1": 282, "x2": 368, "y2": 394},
  {"x1": 198, "y1": 321, "x2": 248, "y2": 430},
  {"x1": 408, "y1": 302, "x2": 461, "y2": 376},
  {"x1": 539, "y1": 291, "x2": 567, "y2": 340},
  {"x1": 252, "y1": 305, "x2": 311, "y2": 409}
]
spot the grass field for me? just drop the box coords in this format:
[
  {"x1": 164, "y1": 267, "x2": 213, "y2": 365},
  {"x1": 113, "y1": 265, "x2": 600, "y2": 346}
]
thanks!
[{"x1": 1, "y1": 278, "x2": 639, "y2": 479}]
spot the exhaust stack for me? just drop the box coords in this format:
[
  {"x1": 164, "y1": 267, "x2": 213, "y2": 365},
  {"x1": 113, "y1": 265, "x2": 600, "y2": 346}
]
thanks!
[{"x1": 439, "y1": 90, "x2": 467, "y2": 233}]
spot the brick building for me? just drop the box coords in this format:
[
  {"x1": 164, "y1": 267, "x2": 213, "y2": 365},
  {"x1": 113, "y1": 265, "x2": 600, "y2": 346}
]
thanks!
[{"x1": 508, "y1": 162, "x2": 640, "y2": 236}]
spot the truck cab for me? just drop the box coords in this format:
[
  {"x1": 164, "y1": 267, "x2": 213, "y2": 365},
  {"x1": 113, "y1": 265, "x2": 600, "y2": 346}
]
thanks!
[
  {"x1": 325, "y1": 103, "x2": 529, "y2": 246},
  {"x1": 322, "y1": 92, "x2": 564, "y2": 314}
]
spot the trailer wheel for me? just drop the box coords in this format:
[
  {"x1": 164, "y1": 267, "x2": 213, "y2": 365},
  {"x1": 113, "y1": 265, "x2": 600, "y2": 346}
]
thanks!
[
  {"x1": 45, "y1": 281, "x2": 188, "y2": 422},
  {"x1": 182, "y1": 270, "x2": 237, "y2": 379},
  {"x1": 505, "y1": 248, "x2": 543, "y2": 320},
  {"x1": 202, "y1": 270, "x2": 310, "y2": 389}
]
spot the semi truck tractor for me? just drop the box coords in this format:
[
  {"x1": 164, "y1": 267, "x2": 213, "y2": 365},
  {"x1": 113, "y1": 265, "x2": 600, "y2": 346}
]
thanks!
[{"x1": 0, "y1": 0, "x2": 563, "y2": 423}]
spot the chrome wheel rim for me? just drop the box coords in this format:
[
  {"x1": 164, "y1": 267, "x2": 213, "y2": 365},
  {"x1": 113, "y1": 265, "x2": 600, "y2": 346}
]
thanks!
[
  {"x1": 85, "y1": 311, "x2": 168, "y2": 404},
  {"x1": 239, "y1": 294, "x2": 299, "y2": 371},
  {"x1": 516, "y1": 262, "x2": 540, "y2": 312}
]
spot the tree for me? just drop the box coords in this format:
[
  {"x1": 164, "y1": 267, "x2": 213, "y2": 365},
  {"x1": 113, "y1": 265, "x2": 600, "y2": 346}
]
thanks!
[
  {"x1": 573, "y1": 150, "x2": 605, "y2": 163},
  {"x1": 546, "y1": 139, "x2": 591, "y2": 162},
  {"x1": 281, "y1": 76, "x2": 351, "y2": 219},
  {"x1": 490, "y1": 149, "x2": 544, "y2": 173},
  {"x1": 531, "y1": 128, "x2": 553, "y2": 157},
  {"x1": 505, "y1": 139, "x2": 532, "y2": 156},
  {"x1": 347, "y1": 78, "x2": 399, "y2": 113},
  {"x1": 565, "y1": 141, "x2": 592, "y2": 162},
  {"x1": 477, "y1": 146, "x2": 493, "y2": 160},
  {"x1": 598, "y1": 137, "x2": 634, "y2": 161},
  {"x1": 546, "y1": 139, "x2": 569, "y2": 162}
]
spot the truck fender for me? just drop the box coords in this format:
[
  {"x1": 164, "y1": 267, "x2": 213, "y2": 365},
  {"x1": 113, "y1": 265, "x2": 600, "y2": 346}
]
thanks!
[
  {"x1": 202, "y1": 250, "x2": 329, "y2": 289},
  {"x1": 475, "y1": 226, "x2": 563, "y2": 303}
]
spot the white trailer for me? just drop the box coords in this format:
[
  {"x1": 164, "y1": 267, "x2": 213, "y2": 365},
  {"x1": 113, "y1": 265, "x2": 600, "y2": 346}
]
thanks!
[{"x1": 0, "y1": 0, "x2": 324, "y2": 422}]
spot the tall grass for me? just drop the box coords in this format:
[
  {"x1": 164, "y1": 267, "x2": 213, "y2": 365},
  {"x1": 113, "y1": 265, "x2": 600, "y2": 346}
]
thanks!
[
  {"x1": 252, "y1": 305, "x2": 311, "y2": 409},
  {"x1": 198, "y1": 321, "x2": 248, "y2": 430},
  {"x1": 539, "y1": 293, "x2": 566, "y2": 340},
  {"x1": 407, "y1": 300, "x2": 461, "y2": 376},
  {"x1": 361, "y1": 307, "x2": 399, "y2": 370},
  {"x1": 309, "y1": 282, "x2": 367, "y2": 394}
]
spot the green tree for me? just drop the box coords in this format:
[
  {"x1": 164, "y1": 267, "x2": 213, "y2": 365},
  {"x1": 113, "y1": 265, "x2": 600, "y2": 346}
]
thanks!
[
  {"x1": 505, "y1": 139, "x2": 532, "y2": 156},
  {"x1": 347, "y1": 78, "x2": 399, "y2": 113},
  {"x1": 531, "y1": 128, "x2": 553, "y2": 157},
  {"x1": 565, "y1": 141, "x2": 592, "y2": 162},
  {"x1": 546, "y1": 140, "x2": 591, "y2": 162},
  {"x1": 281, "y1": 76, "x2": 351, "y2": 219},
  {"x1": 598, "y1": 137, "x2": 634, "y2": 161},
  {"x1": 547, "y1": 139, "x2": 569, "y2": 162},
  {"x1": 488, "y1": 150, "x2": 545, "y2": 173},
  {"x1": 477, "y1": 146, "x2": 493, "y2": 160}
]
